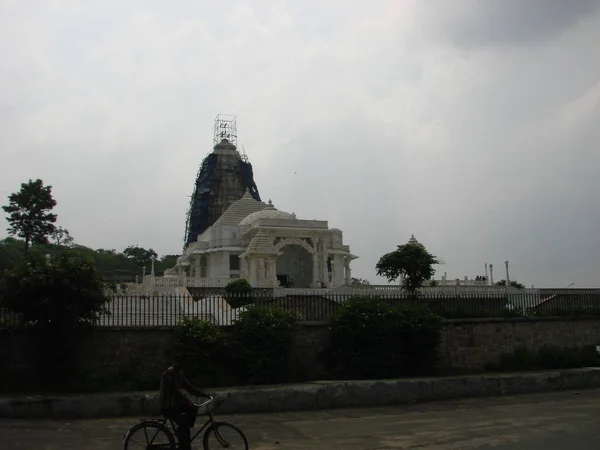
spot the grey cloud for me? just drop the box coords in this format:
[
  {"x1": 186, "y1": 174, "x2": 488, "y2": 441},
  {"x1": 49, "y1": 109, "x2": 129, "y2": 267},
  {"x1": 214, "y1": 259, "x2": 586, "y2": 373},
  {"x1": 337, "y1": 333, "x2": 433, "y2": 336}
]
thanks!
[{"x1": 422, "y1": 0, "x2": 600, "y2": 48}]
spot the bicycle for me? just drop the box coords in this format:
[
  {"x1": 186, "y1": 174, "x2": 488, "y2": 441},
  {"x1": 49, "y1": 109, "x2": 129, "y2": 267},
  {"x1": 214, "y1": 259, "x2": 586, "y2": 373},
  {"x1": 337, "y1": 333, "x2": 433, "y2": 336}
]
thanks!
[{"x1": 122, "y1": 395, "x2": 249, "y2": 449}]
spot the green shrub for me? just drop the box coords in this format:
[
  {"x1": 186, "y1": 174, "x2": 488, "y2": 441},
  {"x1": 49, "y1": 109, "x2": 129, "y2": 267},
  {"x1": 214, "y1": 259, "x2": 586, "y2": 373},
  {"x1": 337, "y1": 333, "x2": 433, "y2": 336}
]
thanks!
[
  {"x1": 398, "y1": 302, "x2": 444, "y2": 374},
  {"x1": 174, "y1": 317, "x2": 227, "y2": 387},
  {"x1": 327, "y1": 296, "x2": 443, "y2": 379},
  {"x1": 224, "y1": 278, "x2": 253, "y2": 308},
  {"x1": 232, "y1": 305, "x2": 298, "y2": 385}
]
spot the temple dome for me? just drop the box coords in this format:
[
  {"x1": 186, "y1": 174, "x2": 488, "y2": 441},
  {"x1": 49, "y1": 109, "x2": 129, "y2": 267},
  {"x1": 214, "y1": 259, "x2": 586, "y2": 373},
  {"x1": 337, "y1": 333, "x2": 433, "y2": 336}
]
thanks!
[{"x1": 239, "y1": 200, "x2": 294, "y2": 225}]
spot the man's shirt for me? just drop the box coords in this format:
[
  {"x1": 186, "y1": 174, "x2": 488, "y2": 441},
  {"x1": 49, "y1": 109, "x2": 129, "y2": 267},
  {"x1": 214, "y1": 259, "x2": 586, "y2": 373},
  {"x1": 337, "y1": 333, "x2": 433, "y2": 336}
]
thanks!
[{"x1": 158, "y1": 366, "x2": 196, "y2": 411}]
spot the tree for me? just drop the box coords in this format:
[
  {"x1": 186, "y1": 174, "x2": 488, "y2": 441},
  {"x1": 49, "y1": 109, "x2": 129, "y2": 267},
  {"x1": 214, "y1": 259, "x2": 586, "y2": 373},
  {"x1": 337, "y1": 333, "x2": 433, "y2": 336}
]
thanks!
[
  {"x1": 376, "y1": 241, "x2": 440, "y2": 296},
  {"x1": 2, "y1": 179, "x2": 57, "y2": 251},
  {"x1": 0, "y1": 251, "x2": 110, "y2": 328},
  {"x1": 155, "y1": 254, "x2": 180, "y2": 274},
  {"x1": 225, "y1": 278, "x2": 254, "y2": 308},
  {"x1": 0, "y1": 238, "x2": 24, "y2": 274},
  {"x1": 50, "y1": 226, "x2": 74, "y2": 247},
  {"x1": 96, "y1": 248, "x2": 117, "y2": 255},
  {"x1": 351, "y1": 277, "x2": 370, "y2": 286},
  {"x1": 122, "y1": 245, "x2": 158, "y2": 268},
  {"x1": 496, "y1": 280, "x2": 526, "y2": 290},
  {"x1": 0, "y1": 250, "x2": 111, "y2": 390}
]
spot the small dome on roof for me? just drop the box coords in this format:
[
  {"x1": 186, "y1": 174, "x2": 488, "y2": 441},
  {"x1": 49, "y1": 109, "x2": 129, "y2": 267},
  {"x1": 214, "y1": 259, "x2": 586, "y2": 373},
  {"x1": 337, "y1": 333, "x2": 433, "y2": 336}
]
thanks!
[{"x1": 239, "y1": 202, "x2": 294, "y2": 225}]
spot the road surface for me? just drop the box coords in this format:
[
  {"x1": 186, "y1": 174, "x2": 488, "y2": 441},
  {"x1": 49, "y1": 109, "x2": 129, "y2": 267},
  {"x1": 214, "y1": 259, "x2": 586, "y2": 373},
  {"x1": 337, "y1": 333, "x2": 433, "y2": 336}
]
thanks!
[{"x1": 1, "y1": 389, "x2": 600, "y2": 449}]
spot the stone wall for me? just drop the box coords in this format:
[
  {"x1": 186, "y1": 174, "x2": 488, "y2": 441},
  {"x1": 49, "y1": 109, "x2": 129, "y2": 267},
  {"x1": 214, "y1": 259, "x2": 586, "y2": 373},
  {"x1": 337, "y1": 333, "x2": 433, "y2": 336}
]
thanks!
[
  {"x1": 2, "y1": 317, "x2": 600, "y2": 391},
  {"x1": 0, "y1": 328, "x2": 178, "y2": 392},
  {"x1": 442, "y1": 317, "x2": 600, "y2": 369}
]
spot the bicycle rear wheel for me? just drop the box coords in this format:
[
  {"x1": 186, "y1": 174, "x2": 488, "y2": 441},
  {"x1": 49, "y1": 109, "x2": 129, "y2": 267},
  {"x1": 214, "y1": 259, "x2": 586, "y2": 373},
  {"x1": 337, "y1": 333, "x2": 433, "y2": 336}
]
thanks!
[
  {"x1": 202, "y1": 421, "x2": 249, "y2": 450},
  {"x1": 123, "y1": 421, "x2": 176, "y2": 450}
]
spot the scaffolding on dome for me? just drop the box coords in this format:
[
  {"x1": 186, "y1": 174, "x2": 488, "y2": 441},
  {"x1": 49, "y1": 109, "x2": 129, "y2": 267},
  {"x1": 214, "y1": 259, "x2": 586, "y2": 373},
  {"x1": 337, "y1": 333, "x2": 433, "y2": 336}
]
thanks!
[
  {"x1": 213, "y1": 114, "x2": 237, "y2": 146},
  {"x1": 183, "y1": 115, "x2": 261, "y2": 250}
]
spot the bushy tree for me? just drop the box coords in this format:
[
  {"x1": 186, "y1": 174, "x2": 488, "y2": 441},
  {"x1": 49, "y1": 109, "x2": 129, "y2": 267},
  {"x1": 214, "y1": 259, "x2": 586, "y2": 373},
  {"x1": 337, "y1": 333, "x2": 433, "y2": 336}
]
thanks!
[
  {"x1": 2, "y1": 179, "x2": 57, "y2": 251},
  {"x1": 155, "y1": 254, "x2": 180, "y2": 274},
  {"x1": 376, "y1": 240, "x2": 440, "y2": 297},
  {"x1": 233, "y1": 305, "x2": 299, "y2": 384},
  {"x1": 351, "y1": 277, "x2": 370, "y2": 285},
  {"x1": 175, "y1": 317, "x2": 226, "y2": 387},
  {"x1": 0, "y1": 250, "x2": 110, "y2": 391},
  {"x1": 50, "y1": 226, "x2": 75, "y2": 247},
  {"x1": 225, "y1": 278, "x2": 253, "y2": 308},
  {"x1": 122, "y1": 245, "x2": 158, "y2": 268},
  {"x1": 0, "y1": 251, "x2": 110, "y2": 328},
  {"x1": 0, "y1": 237, "x2": 24, "y2": 273},
  {"x1": 327, "y1": 296, "x2": 443, "y2": 378}
]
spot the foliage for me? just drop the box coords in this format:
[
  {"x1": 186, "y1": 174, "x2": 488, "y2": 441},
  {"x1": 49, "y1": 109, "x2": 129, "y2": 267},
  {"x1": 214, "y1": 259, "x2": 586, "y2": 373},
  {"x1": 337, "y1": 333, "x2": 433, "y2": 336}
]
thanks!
[
  {"x1": 0, "y1": 250, "x2": 110, "y2": 391},
  {"x1": 495, "y1": 280, "x2": 526, "y2": 289},
  {"x1": 376, "y1": 241, "x2": 440, "y2": 296},
  {"x1": 50, "y1": 226, "x2": 75, "y2": 247},
  {"x1": 351, "y1": 277, "x2": 370, "y2": 285},
  {"x1": 158, "y1": 254, "x2": 180, "y2": 271},
  {"x1": 2, "y1": 179, "x2": 57, "y2": 251},
  {"x1": 0, "y1": 238, "x2": 178, "y2": 281},
  {"x1": 0, "y1": 250, "x2": 110, "y2": 329},
  {"x1": 327, "y1": 296, "x2": 443, "y2": 379},
  {"x1": 122, "y1": 245, "x2": 158, "y2": 268},
  {"x1": 174, "y1": 317, "x2": 227, "y2": 387},
  {"x1": 232, "y1": 305, "x2": 299, "y2": 384},
  {"x1": 174, "y1": 306, "x2": 299, "y2": 387},
  {"x1": 225, "y1": 278, "x2": 254, "y2": 308},
  {"x1": 489, "y1": 344, "x2": 600, "y2": 372},
  {"x1": 0, "y1": 237, "x2": 24, "y2": 274}
]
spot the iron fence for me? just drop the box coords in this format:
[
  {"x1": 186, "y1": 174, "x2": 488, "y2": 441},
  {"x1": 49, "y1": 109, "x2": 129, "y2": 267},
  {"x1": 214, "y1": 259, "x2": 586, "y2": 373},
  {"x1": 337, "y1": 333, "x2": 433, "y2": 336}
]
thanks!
[{"x1": 2, "y1": 289, "x2": 600, "y2": 328}]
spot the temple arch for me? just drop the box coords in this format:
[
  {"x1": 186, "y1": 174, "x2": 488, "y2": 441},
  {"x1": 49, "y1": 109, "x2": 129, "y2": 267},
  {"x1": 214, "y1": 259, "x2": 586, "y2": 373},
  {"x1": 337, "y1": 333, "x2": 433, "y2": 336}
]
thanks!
[
  {"x1": 274, "y1": 237, "x2": 314, "y2": 254},
  {"x1": 275, "y1": 241, "x2": 313, "y2": 288}
]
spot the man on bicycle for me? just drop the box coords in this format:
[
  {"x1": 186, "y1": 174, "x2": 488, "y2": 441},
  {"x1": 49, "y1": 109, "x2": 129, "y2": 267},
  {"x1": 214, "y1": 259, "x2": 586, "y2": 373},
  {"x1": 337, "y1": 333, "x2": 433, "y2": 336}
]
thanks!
[{"x1": 159, "y1": 363, "x2": 211, "y2": 450}]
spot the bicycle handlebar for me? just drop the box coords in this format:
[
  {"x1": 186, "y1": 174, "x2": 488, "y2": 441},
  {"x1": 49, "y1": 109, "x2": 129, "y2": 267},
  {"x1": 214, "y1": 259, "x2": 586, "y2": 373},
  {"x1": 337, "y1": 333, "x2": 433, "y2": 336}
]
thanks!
[{"x1": 195, "y1": 395, "x2": 214, "y2": 409}]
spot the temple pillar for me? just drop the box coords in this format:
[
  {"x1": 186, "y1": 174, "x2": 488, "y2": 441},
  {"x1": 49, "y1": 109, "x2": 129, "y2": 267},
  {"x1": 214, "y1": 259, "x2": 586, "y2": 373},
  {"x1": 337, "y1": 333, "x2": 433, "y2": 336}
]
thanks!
[
  {"x1": 265, "y1": 257, "x2": 277, "y2": 287},
  {"x1": 309, "y1": 252, "x2": 319, "y2": 288},
  {"x1": 195, "y1": 257, "x2": 201, "y2": 279},
  {"x1": 330, "y1": 258, "x2": 335, "y2": 287},
  {"x1": 310, "y1": 237, "x2": 320, "y2": 288},
  {"x1": 240, "y1": 256, "x2": 247, "y2": 279},
  {"x1": 321, "y1": 254, "x2": 328, "y2": 288},
  {"x1": 246, "y1": 258, "x2": 255, "y2": 285},
  {"x1": 257, "y1": 258, "x2": 266, "y2": 287},
  {"x1": 272, "y1": 257, "x2": 278, "y2": 286},
  {"x1": 331, "y1": 255, "x2": 341, "y2": 287},
  {"x1": 344, "y1": 257, "x2": 351, "y2": 285}
]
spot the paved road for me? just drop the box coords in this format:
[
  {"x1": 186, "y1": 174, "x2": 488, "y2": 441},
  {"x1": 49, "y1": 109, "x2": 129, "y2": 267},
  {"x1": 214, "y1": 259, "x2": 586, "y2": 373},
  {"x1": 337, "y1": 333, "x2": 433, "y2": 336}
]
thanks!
[{"x1": 1, "y1": 389, "x2": 600, "y2": 449}]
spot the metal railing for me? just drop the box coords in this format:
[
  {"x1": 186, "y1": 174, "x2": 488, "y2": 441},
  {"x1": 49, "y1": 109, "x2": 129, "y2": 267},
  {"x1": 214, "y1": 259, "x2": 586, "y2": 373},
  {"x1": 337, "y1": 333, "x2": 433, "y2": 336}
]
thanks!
[{"x1": 2, "y1": 289, "x2": 600, "y2": 328}]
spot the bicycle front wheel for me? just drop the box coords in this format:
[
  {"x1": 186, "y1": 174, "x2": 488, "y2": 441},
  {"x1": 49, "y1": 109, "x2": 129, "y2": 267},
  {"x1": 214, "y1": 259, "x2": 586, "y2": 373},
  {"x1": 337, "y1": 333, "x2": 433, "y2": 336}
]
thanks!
[
  {"x1": 203, "y1": 421, "x2": 249, "y2": 450},
  {"x1": 123, "y1": 421, "x2": 176, "y2": 450}
]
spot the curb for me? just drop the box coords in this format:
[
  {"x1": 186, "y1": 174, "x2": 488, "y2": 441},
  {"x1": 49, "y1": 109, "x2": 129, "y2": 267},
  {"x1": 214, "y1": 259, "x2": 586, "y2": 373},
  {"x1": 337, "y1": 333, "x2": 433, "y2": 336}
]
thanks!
[{"x1": 1, "y1": 368, "x2": 600, "y2": 419}]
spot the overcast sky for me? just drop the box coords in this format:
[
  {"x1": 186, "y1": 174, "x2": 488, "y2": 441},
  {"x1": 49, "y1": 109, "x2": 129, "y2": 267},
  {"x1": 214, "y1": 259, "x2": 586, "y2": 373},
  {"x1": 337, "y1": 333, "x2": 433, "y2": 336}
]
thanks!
[{"x1": 1, "y1": 0, "x2": 599, "y2": 288}]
